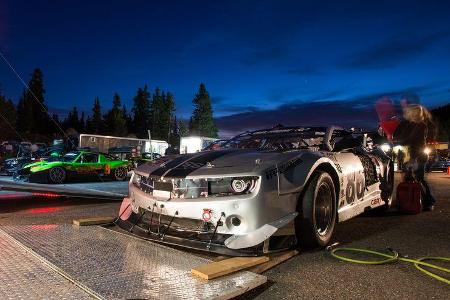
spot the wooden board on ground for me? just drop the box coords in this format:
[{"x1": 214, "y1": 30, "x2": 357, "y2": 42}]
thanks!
[
  {"x1": 192, "y1": 256, "x2": 269, "y2": 280},
  {"x1": 73, "y1": 216, "x2": 115, "y2": 226},
  {"x1": 249, "y1": 250, "x2": 299, "y2": 274}
]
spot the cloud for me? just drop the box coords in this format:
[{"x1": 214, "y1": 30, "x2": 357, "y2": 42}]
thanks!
[
  {"x1": 215, "y1": 85, "x2": 439, "y2": 137},
  {"x1": 346, "y1": 31, "x2": 450, "y2": 69},
  {"x1": 217, "y1": 105, "x2": 261, "y2": 114},
  {"x1": 215, "y1": 99, "x2": 379, "y2": 137}
]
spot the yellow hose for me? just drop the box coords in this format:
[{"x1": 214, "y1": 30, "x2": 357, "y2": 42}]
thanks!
[{"x1": 330, "y1": 247, "x2": 450, "y2": 285}]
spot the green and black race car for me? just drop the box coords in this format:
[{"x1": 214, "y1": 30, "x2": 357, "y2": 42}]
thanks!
[{"x1": 15, "y1": 151, "x2": 130, "y2": 183}]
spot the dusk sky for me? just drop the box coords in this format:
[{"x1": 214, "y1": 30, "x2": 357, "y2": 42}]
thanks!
[{"x1": 1, "y1": 0, "x2": 450, "y2": 136}]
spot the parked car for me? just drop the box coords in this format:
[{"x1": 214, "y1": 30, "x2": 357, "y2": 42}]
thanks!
[
  {"x1": 15, "y1": 150, "x2": 130, "y2": 183},
  {"x1": 117, "y1": 126, "x2": 394, "y2": 256},
  {"x1": 426, "y1": 150, "x2": 450, "y2": 172}
]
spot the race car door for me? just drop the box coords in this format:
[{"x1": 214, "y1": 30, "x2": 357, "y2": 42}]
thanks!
[{"x1": 72, "y1": 153, "x2": 103, "y2": 176}]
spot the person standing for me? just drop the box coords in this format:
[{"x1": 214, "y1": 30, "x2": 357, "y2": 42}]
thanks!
[
  {"x1": 394, "y1": 104, "x2": 436, "y2": 211},
  {"x1": 397, "y1": 149, "x2": 405, "y2": 171}
]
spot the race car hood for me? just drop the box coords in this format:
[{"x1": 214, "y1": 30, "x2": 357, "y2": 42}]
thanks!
[{"x1": 135, "y1": 149, "x2": 306, "y2": 178}]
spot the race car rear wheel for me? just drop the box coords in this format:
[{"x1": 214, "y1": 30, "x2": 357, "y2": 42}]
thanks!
[
  {"x1": 296, "y1": 171, "x2": 336, "y2": 248},
  {"x1": 113, "y1": 167, "x2": 127, "y2": 181},
  {"x1": 48, "y1": 167, "x2": 66, "y2": 184}
]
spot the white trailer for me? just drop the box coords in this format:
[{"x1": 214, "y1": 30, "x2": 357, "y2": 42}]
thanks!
[
  {"x1": 180, "y1": 136, "x2": 218, "y2": 154},
  {"x1": 79, "y1": 134, "x2": 168, "y2": 156}
]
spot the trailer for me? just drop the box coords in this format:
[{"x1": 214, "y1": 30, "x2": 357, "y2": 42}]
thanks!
[
  {"x1": 180, "y1": 136, "x2": 219, "y2": 154},
  {"x1": 79, "y1": 134, "x2": 168, "y2": 156}
]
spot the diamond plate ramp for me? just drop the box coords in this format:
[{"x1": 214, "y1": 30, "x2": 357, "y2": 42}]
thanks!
[
  {"x1": 0, "y1": 225, "x2": 266, "y2": 299},
  {"x1": 0, "y1": 230, "x2": 92, "y2": 299}
]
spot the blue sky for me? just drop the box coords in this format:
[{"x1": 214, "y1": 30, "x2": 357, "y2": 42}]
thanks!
[{"x1": 1, "y1": 0, "x2": 449, "y2": 135}]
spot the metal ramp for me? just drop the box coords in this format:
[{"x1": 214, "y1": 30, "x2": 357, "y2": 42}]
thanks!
[
  {"x1": 0, "y1": 177, "x2": 127, "y2": 200},
  {"x1": 0, "y1": 225, "x2": 266, "y2": 299},
  {"x1": 0, "y1": 230, "x2": 92, "y2": 299}
]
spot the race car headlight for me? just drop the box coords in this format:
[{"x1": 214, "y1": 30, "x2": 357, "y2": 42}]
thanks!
[
  {"x1": 171, "y1": 176, "x2": 259, "y2": 198},
  {"x1": 231, "y1": 179, "x2": 251, "y2": 193},
  {"x1": 209, "y1": 176, "x2": 258, "y2": 196}
]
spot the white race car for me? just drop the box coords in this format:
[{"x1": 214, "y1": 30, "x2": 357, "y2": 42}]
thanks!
[{"x1": 117, "y1": 126, "x2": 394, "y2": 256}]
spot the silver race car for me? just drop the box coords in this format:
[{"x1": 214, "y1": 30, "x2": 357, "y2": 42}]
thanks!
[{"x1": 117, "y1": 126, "x2": 394, "y2": 256}]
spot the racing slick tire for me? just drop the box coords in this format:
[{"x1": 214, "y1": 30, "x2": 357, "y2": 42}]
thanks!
[
  {"x1": 296, "y1": 171, "x2": 337, "y2": 248},
  {"x1": 48, "y1": 167, "x2": 66, "y2": 184},
  {"x1": 113, "y1": 167, "x2": 127, "y2": 181}
]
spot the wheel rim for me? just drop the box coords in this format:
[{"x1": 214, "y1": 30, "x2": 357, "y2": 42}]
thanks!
[
  {"x1": 315, "y1": 182, "x2": 333, "y2": 236},
  {"x1": 115, "y1": 168, "x2": 126, "y2": 179},
  {"x1": 50, "y1": 168, "x2": 64, "y2": 183}
]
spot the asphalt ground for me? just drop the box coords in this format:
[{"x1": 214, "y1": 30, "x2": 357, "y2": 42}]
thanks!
[{"x1": 0, "y1": 172, "x2": 448, "y2": 299}]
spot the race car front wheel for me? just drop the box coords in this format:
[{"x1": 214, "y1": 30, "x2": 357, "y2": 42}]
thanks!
[
  {"x1": 113, "y1": 167, "x2": 127, "y2": 181},
  {"x1": 296, "y1": 171, "x2": 336, "y2": 248},
  {"x1": 48, "y1": 167, "x2": 66, "y2": 184}
]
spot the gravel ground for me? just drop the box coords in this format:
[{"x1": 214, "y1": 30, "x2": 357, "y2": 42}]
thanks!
[{"x1": 0, "y1": 172, "x2": 448, "y2": 299}]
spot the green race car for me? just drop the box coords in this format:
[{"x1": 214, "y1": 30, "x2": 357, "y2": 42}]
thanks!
[{"x1": 15, "y1": 151, "x2": 130, "y2": 184}]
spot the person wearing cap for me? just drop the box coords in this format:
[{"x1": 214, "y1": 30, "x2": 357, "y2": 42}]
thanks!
[{"x1": 394, "y1": 101, "x2": 436, "y2": 211}]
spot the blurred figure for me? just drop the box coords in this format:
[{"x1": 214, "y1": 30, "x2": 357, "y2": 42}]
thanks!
[
  {"x1": 394, "y1": 103, "x2": 436, "y2": 211},
  {"x1": 397, "y1": 149, "x2": 405, "y2": 171}
]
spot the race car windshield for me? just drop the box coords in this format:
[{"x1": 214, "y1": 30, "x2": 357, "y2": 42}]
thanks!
[
  {"x1": 223, "y1": 132, "x2": 319, "y2": 151},
  {"x1": 62, "y1": 152, "x2": 79, "y2": 162}
]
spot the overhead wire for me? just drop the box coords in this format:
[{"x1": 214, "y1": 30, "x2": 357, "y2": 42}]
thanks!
[{"x1": 0, "y1": 50, "x2": 74, "y2": 148}]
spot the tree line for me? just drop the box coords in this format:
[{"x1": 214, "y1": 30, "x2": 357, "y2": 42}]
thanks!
[{"x1": 0, "y1": 68, "x2": 219, "y2": 146}]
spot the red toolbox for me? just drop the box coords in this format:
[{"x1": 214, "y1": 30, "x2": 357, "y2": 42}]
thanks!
[{"x1": 397, "y1": 181, "x2": 422, "y2": 214}]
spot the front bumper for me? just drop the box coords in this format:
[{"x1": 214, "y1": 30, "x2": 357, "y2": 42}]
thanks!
[{"x1": 116, "y1": 210, "x2": 297, "y2": 256}]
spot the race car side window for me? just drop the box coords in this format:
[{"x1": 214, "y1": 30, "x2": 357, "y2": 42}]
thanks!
[{"x1": 81, "y1": 153, "x2": 99, "y2": 163}]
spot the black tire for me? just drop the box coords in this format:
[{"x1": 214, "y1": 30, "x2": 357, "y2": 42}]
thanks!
[
  {"x1": 296, "y1": 171, "x2": 337, "y2": 248},
  {"x1": 113, "y1": 167, "x2": 127, "y2": 181},
  {"x1": 48, "y1": 167, "x2": 66, "y2": 184}
]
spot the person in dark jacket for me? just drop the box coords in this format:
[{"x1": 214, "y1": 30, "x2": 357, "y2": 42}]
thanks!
[
  {"x1": 397, "y1": 149, "x2": 405, "y2": 171},
  {"x1": 394, "y1": 104, "x2": 436, "y2": 211}
]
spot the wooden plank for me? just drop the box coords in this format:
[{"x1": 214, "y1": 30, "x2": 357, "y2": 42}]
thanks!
[
  {"x1": 249, "y1": 250, "x2": 299, "y2": 274},
  {"x1": 73, "y1": 216, "x2": 115, "y2": 226},
  {"x1": 192, "y1": 256, "x2": 269, "y2": 280}
]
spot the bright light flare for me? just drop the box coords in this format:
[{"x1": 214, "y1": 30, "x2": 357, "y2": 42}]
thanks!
[
  {"x1": 424, "y1": 147, "x2": 431, "y2": 155},
  {"x1": 380, "y1": 143, "x2": 391, "y2": 152}
]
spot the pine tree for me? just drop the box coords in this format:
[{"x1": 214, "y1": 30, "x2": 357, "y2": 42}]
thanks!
[
  {"x1": 150, "y1": 88, "x2": 164, "y2": 139},
  {"x1": 169, "y1": 115, "x2": 180, "y2": 147},
  {"x1": 0, "y1": 93, "x2": 17, "y2": 140},
  {"x1": 165, "y1": 92, "x2": 176, "y2": 141},
  {"x1": 179, "y1": 119, "x2": 189, "y2": 137},
  {"x1": 105, "y1": 93, "x2": 127, "y2": 136},
  {"x1": 132, "y1": 85, "x2": 151, "y2": 138},
  {"x1": 27, "y1": 69, "x2": 49, "y2": 134},
  {"x1": 122, "y1": 105, "x2": 133, "y2": 133},
  {"x1": 79, "y1": 111, "x2": 86, "y2": 132},
  {"x1": 89, "y1": 97, "x2": 104, "y2": 134},
  {"x1": 189, "y1": 83, "x2": 218, "y2": 137},
  {"x1": 16, "y1": 90, "x2": 34, "y2": 135},
  {"x1": 64, "y1": 106, "x2": 80, "y2": 132}
]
